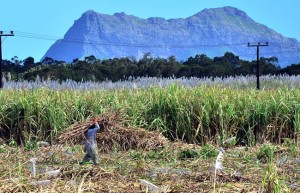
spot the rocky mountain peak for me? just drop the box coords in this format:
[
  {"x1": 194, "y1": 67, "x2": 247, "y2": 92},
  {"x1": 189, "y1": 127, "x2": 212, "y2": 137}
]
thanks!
[
  {"x1": 43, "y1": 7, "x2": 300, "y2": 66},
  {"x1": 114, "y1": 12, "x2": 127, "y2": 17},
  {"x1": 82, "y1": 10, "x2": 98, "y2": 17}
]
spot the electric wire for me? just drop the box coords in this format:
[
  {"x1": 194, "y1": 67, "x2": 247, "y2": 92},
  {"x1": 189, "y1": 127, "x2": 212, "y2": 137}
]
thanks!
[
  {"x1": 4, "y1": 30, "x2": 300, "y2": 58},
  {"x1": 12, "y1": 31, "x2": 246, "y2": 48},
  {"x1": 5, "y1": 30, "x2": 300, "y2": 47},
  {"x1": 14, "y1": 33, "x2": 300, "y2": 54}
]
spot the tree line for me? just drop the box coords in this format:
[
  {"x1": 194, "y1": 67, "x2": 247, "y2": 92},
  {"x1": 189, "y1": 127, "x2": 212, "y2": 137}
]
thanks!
[{"x1": 2, "y1": 52, "x2": 299, "y2": 82}]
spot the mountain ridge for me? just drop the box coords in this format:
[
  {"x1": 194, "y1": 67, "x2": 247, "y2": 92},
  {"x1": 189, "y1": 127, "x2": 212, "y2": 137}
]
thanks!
[{"x1": 43, "y1": 6, "x2": 300, "y2": 67}]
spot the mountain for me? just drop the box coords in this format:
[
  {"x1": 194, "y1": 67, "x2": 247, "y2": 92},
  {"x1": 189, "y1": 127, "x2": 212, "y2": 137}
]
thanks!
[{"x1": 43, "y1": 6, "x2": 300, "y2": 67}]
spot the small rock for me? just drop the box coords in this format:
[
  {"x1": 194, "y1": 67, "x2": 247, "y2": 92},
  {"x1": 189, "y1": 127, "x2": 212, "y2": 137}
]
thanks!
[
  {"x1": 234, "y1": 146, "x2": 247, "y2": 150},
  {"x1": 233, "y1": 170, "x2": 242, "y2": 178},
  {"x1": 45, "y1": 152, "x2": 54, "y2": 158},
  {"x1": 278, "y1": 155, "x2": 287, "y2": 167},
  {"x1": 148, "y1": 171, "x2": 157, "y2": 178},
  {"x1": 288, "y1": 183, "x2": 300, "y2": 189},
  {"x1": 173, "y1": 168, "x2": 191, "y2": 175},
  {"x1": 157, "y1": 167, "x2": 169, "y2": 174},
  {"x1": 31, "y1": 180, "x2": 51, "y2": 186},
  {"x1": 65, "y1": 150, "x2": 74, "y2": 156},
  {"x1": 44, "y1": 169, "x2": 60, "y2": 177},
  {"x1": 37, "y1": 141, "x2": 50, "y2": 147}
]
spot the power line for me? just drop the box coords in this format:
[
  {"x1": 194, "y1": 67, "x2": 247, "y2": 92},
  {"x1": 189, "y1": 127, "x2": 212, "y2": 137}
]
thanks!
[
  {"x1": 261, "y1": 49, "x2": 300, "y2": 55},
  {"x1": 15, "y1": 35, "x2": 245, "y2": 48},
  {"x1": 4, "y1": 30, "x2": 298, "y2": 52},
  {"x1": 12, "y1": 31, "x2": 247, "y2": 48},
  {"x1": 13, "y1": 32, "x2": 300, "y2": 55},
  {"x1": 13, "y1": 31, "x2": 64, "y2": 39},
  {"x1": 4, "y1": 30, "x2": 300, "y2": 65},
  {"x1": 2, "y1": 30, "x2": 298, "y2": 49}
]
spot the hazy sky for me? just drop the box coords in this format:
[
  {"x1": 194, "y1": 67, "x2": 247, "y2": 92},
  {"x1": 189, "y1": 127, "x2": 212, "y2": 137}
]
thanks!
[{"x1": 1, "y1": 0, "x2": 299, "y2": 61}]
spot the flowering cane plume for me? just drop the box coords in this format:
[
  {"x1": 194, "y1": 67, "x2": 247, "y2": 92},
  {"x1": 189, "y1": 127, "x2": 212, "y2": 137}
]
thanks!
[
  {"x1": 213, "y1": 147, "x2": 226, "y2": 193},
  {"x1": 215, "y1": 147, "x2": 225, "y2": 170},
  {"x1": 4, "y1": 75, "x2": 300, "y2": 90}
]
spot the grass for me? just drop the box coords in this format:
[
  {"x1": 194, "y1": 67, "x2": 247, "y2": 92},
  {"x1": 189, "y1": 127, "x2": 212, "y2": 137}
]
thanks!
[
  {"x1": 1, "y1": 78, "x2": 300, "y2": 192},
  {"x1": 1, "y1": 84, "x2": 300, "y2": 146}
]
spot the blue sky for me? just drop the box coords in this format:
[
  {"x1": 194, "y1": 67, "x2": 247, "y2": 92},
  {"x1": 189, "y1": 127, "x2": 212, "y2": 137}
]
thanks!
[{"x1": 1, "y1": 0, "x2": 299, "y2": 61}]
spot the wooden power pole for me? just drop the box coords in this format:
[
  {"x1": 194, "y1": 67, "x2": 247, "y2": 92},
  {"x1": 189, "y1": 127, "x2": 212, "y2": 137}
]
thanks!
[{"x1": 247, "y1": 42, "x2": 269, "y2": 90}]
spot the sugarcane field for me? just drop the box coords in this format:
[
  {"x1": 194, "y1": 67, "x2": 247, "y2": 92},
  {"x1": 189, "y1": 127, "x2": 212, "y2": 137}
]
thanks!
[
  {"x1": 3, "y1": 0, "x2": 300, "y2": 192},
  {"x1": 0, "y1": 77, "x2": 299, "y2": 193}
]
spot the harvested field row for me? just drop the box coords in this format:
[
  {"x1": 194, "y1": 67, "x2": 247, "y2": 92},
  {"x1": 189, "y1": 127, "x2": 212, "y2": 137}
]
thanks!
[
  {"x1": 0, "y1": 139, "x2": 299, "y2": 192},
  {"x1": 0, "y1": 115, "x2": 299, "y2": 192}
]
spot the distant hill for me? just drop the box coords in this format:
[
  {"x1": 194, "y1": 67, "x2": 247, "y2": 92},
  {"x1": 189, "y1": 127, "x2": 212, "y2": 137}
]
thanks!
[{"x1": 43, "y1": 6, "x2": 300, "y2": 67}]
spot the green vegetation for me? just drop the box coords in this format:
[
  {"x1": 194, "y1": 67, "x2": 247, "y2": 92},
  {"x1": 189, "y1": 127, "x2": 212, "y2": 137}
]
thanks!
[
  {"x1": 3, "y1": 52, "x2": 284, "y2": 82},
  {"x1": 200, "y1": 144, "x2": 218, "y2": 159},
  {"x1": 0, "y1": 82, "x2": 299, "y2": 192},
  {"x1": 1, "y1": 53, "x2": 299, "y2": 192},
  {"x1": 261, "y1": 162, "x2": 290, "y2": 193},
  {"x1": 1, "y1": 84, "x2": 300, "y2": 146},
  {"x1": 179, "y1": 149, "x2": 200, "y2": 159},
  {"x1": 257, "y1": 144, "x2": 278, "y2": 162}
]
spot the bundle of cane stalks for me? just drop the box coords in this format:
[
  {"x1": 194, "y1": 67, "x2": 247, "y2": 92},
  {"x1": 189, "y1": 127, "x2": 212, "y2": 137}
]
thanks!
[{"x1": 57, "y1": 112, "x2": 168, "y2": 152}]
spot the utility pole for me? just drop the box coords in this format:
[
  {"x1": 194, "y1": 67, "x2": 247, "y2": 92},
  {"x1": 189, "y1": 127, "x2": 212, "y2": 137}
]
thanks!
[
  {"x1": 0, "y1": 31, "x2": 14, "y2": 89},
  {"x1": 247, "y1": 42, "x2": 269, "y2": 90}
]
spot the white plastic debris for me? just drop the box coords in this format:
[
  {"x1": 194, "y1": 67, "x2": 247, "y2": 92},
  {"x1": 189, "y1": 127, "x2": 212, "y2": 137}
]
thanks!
[
  {"x1": 223, "y1": 137, "x2": 236, "y2": 145},
  {"x1": 44, "y1": 169, "x2": 60, "y2": 177},
  {"x1": 29, "y1": 158, "x2": 38, "y2": 177},
  {"x1": 139, "y1": 179, "x2": 159, "y2": 193},
  {"x1": 37, "y1": 141, "x2": 50, "y2": 147}
]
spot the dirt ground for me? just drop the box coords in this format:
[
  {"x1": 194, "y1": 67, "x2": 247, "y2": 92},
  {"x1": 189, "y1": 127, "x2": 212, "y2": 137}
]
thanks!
[
  {"x1": 0, "y1": 140, "x2": 299, "y2": 193},
  {"x1": 1, "y1": 114, "x2": 299, "y2": 192}
]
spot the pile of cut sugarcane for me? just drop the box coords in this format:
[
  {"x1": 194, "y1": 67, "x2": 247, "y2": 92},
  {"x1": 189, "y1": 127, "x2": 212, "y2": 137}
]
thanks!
[{"x1": 57, "y1": 112, "x2": 168, "y2": 152}]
